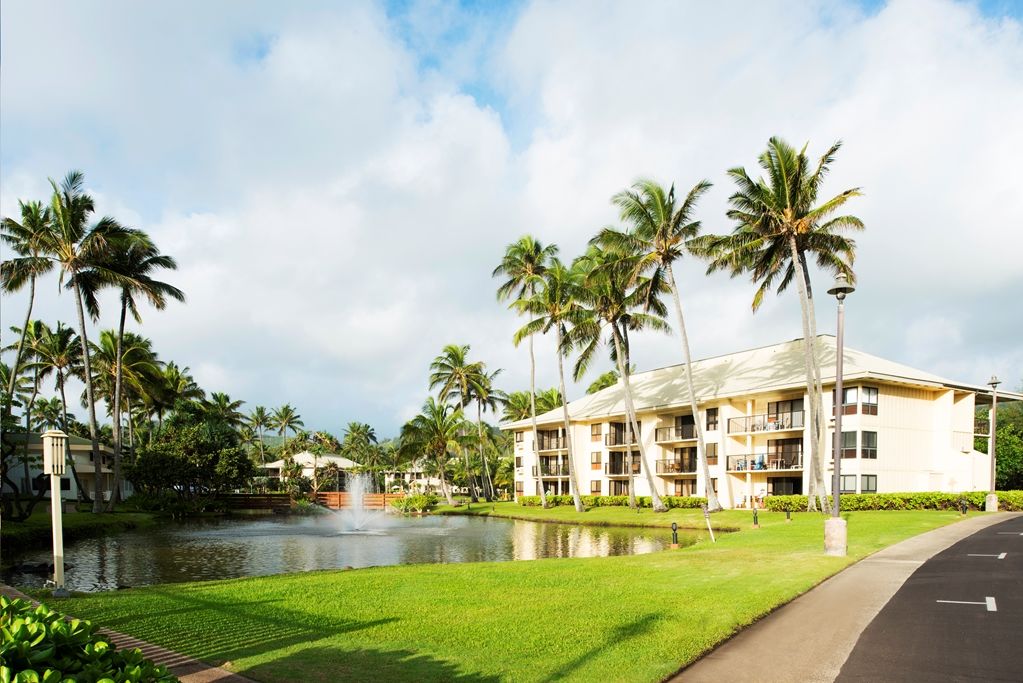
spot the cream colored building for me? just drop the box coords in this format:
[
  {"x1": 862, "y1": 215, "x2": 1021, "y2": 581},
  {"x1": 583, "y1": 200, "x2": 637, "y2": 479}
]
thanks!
[
  {"x1": 504, "y1": 336, "x2": 1018, "y2": 508},
  {"x1": 2, "y1": 432, "x2": 132, "y2": 502}
]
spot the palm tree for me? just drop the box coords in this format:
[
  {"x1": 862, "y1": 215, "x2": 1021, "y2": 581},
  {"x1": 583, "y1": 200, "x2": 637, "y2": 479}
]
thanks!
[
  {"x1": 494, "y1": 236, "x2": 557, "y2": 507},
  {"x1": 30, "y1": 397, "x2": 63, "y2": 431},
  {"x1": 429, "y1": 344, "x2": 486, "y2": 502},
  {"x1": 586, "y1": 370, "x2": 619, "y2": 394},
  {"x1": 535, "y1": 388, "x2": 563, "y2": 414},
  {"x1": 40, "y1": 171, "x2": 139, "y2": 511},
  {"x1": 501, "y1": 391, "x2": 533, "y2": 422},
  {"x1": 572, "y1": 246, "x2": 671, "y2": 511},
  {"x1": 204, "y1": 392, "x2": 247, "y2": 430},
  {"x1": 400, "y1": 397, "x2": 468, "y2": 506},
  {"x1": 515, "y1": 259, "x2": 587, "y2": 512},
  {"x1": 6, "y1": 321, "x2": 49, "y2": 489},
  {"x1": 598, "y1": 178, "x2": 723, "y2": 511},
  {"x1": 248, "y1": 406, "x2": 272, "y2": 464},
  {"x1": 272, "y1": 404, "x2": 304, "y2": 441},
  {"x1": 469, "y1": 366, "x2": 506, "y2": 501},
  {"x1": 150, "y1": 361, "x2": 203, "y2": 431},
  {"x1": 698, "y1": 138, "x2": 862, "y2": 511}
]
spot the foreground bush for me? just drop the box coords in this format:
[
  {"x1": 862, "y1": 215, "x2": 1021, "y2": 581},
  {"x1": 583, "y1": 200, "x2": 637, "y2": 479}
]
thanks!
[
  {"x1": 764, "y1": 490, "x2": 1023, "y2": 512},
  {"x1": 518, "y1": 495, "x2": 707, "y2": 509},
  {"x1": 391, "y1": 493, "x2": 438, "y2": 514},
  {"x1": 0, "y1": 596, "x2": 178, "y2": 682}
]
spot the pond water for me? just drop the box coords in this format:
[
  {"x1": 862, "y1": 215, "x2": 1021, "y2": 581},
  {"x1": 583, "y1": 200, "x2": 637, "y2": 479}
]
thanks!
[{"x1": 5, "y1": 513, "x2": 695, "y2": 592}]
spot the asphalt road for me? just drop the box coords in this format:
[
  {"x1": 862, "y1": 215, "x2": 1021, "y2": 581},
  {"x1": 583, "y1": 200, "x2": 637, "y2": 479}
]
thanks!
[{"x1": 837, "y1": 515, "x2": 1023, "y2": 682}]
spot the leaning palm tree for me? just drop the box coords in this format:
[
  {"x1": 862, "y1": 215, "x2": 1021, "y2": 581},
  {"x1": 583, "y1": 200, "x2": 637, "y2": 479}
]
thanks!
[
  {"x1": 698, "y1": 138, "x2": 862, "y2": 511},
  {"x1": 40, "y1": 171, "x2": 139, "y2": 511},
  {"x1": 598, "y1": 178, "x2": 722, "y2": 511},
  {"x1": 248, "y1": 406, "x2": 272, "y2": 464},
  {"x1": 272, "y1": 404, "x2": 304, "y2": 441},
  {"x1": 6, "y1": 321, "x2": 49, "y2": 489},
  {"x1": 494, "y1": 236, "x2": 557, "y2": 507},
  {"x1": 572, "y1": 246, "x2": 671, "y2": 511},
  {"x1": 399, "y1": 397, "x2": 468, "y2": 506},
  {"x1": 515, "y1": 259, "x2": 587, "y2": 512},
  {"x1": 429, "y1": 344, "x2": 486, "y2": 502}
]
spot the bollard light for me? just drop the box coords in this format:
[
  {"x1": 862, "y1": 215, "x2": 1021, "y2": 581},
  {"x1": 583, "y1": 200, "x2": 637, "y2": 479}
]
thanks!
[
  {"x1": 786, "y1": 509, "x2": 791, "y2": 523},
  {"x1": 42, "y1": 430, "x2": 70, "y2": 598},
  {"x1": 670, "y1": 521, "x2": 679, "y2": 548},
  {"x1": 752, "y1": 509, "x2": 759, "y2": 528}
]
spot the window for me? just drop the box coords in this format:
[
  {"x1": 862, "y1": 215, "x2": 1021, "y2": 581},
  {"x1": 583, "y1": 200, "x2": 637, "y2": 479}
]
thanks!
[
  {"x1": 674, "y1": 479, "x2": 695, "y2": 496},
  {"x1": 861, "y1": 474, "x2": 877, "y2": 493},
  {"x1": 706, "y1": 442, "x2": 718, "y2": 466},
  {"x1": 591, "y1": 452, "x2": 602, "y2": 470},
  {"x1": 768, "y1": 398, "x2": 803, "y2": 415},
  {"x1": 591, "y1": 423, "x2": 602, "y2": 442},
  {"x1": 861, "y1": 431, "x2": 877, "y2": 459},
  {"x1": 768, "y1": 438, "x2": 802, "y2": 468},
  {"x1": 515, "y1": 481, "x2": 523, "y2": 494},
  {"x1": 629, "y1": 451, "x2": 641, "y2": 474},
  {"x1": 841, "y1": 431, "x2": 857, "y2": 459},
  {"x1": 515, "y1": 456, "x2": 522, "y2": 468},
  {"x1": 706, "y1": 408, "x2": 719, "y2": 431},
  {"x1": 842, "y1": 387, "x2": 859, "y2": 415},
  {"x1": 60, "y1": 478, "x2": 71, "y2": 491},
  {"x1": 862, "y1": 387, "x2": 878, "y2": 415},
  {"x1": 840, "y1": 474, "x2": 857, "y2": 493},
  {"x1": 515, "y1": 431, "x2": 524, "y2": 443},
  {"x1": 710, "y1": 478, "x2": 718, "y2": 494}
]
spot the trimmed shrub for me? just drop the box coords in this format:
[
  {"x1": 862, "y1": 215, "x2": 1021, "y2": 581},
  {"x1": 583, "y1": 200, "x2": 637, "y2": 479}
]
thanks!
[
  {"x1": 0, "y1": 595, "x2": 178, "y2": 682},
  {"x1": 517, "y1": 494, "x2": 707, "y2": 509},
  {"x1": 391, "y1": 494, "x2": 438, "y2": 514},
  {"x1": 763, "y1": 491, "x2": 1023, "y2": 513}
]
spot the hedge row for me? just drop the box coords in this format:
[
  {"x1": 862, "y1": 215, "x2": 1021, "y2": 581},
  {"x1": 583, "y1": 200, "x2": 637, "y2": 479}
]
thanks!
[
  {"x1": 764, "y1": 490, "x2": 1023, "y2": 512},
  {"x1": 517, "y1": 494, "x2": 708, "y2": 509}
]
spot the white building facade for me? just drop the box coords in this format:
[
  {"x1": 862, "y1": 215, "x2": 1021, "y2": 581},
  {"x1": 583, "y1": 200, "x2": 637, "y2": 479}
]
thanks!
[{"x1": 505, "y1": 337, "x2": 1015, "y2": 508}]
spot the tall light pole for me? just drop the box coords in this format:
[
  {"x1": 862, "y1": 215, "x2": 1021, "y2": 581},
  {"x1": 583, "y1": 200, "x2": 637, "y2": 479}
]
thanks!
[
  {"x1": 986, "y1": 376, "x2": 1000, "y2": 512},
  {"x1": 825, "y1": 273, "x2": 854, "y2": 557},
  {"x1": 42, "y1": 429, "x2": 70, "y2": 597}
]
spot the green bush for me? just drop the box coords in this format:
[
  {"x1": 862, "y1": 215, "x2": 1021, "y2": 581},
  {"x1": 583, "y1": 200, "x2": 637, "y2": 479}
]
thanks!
[
  {"x1": 0, "y1": 595, "x2": 178, "y2": 682},
  {"x1": 390, "y1": 494, "x2": 438, "y2": 515},
  {"x1": 517, "y1": 494, "x2": 707, "y2": 509},
  {"x1": 764, "y1": 491, "x2": 1023, "y2": 513}
]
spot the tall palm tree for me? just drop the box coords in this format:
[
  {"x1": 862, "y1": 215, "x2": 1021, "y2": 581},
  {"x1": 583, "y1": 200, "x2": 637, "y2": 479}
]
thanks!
[
  {"x1": 40, "y1": 171, "x2": 139, "y2": 511},
  {"x1": 469, "y1": 366, "x2": 506, "y2": 501},
  {"x1": 429, "y1": 344, "x2": 486, "y2": 502},
  {"x1": 248, "y1": 406, "x2": 272, "y2": 464},
  {"x1": 572, "y1": 246, "x2": 671, "y2": 511},
  {"x1": 204, "y1": 392, "x2": 247, "y2": 430},
  {"x1": 272, "y1": 404, "x2": 304, "y2": 441},
  {"x1": 150, "y1": 361, "x2": 204, "y2": 431},
  {"x1": 6, "y1": 321, "x2": 49, "y2": 489},
  {"x1": 494, "y1": 236, "x2": 557, "y2": 507},
  {"x1": 598, "y1": 178, "x2": 722, "y2": 511},
  {"x1": 78, "y1": 235, "x2": 183, "y2": 511},
  {"x1": 399, "y1": 397, "x2": 468, "y2": 506},
  {"x1": 515, "y1": 259, "x2": 587, "y2": 512},
  {"x1": 698, "y1": 138, "x2": 862, "y2": 511}
]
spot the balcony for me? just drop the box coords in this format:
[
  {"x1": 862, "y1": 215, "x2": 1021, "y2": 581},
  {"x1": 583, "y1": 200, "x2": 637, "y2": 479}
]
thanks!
[
  {"x1": 654, "y1": 425, "x2": 696, "y2": 443},
  {"x1": 605, "y1": 432, "x2": 639, "y2": 447},
  {"x1": 537, "y1": 436, "x2": 567, "y2": 452},
  {"x1": 605, "y1": 461, "x2": 641, "y2": 476},
  {"x1": 727, "y1": 411, "x2": 804, "y2": 434},
  {"x1": 655, "y1": 458, "x2": 697, "y2": 475},
  {"x1": 974, "y1": 417, "x2": 990, "y2": 436},
  {"x1": 726, "y1": 453, "x2": 803, "y2": 472},
  {"x1": 532, "y1": 464, "x2": 570, "y2": 477}
]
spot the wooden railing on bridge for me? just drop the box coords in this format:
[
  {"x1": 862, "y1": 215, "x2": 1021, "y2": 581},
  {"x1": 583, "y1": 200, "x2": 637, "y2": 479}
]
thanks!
[
  {"x1": 316, "y1": 492, "x2": 405, "y2": 510},
  {"x1": 218, "y1": 493, "x2": 292, "y2": 512}
]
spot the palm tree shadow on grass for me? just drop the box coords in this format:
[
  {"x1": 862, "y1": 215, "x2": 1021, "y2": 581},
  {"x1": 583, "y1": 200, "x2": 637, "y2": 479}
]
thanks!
[
  {"x1": 541, "y1": 612, "x2": 660, "y2": 682},
  {"x1": 244, "y1": 645, "x2": 503, "y2": 683}
]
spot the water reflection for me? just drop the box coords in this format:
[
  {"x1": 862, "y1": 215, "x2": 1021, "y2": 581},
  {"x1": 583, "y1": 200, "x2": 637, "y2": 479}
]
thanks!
[{"x1": 4, "y1": 515, "x2": 694, "y2": 592}]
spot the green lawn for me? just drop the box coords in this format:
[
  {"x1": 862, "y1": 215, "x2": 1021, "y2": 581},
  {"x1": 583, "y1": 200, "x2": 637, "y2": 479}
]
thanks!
[
  {"x1": 438, "y1": 500, "x2": 750, "y2": 530},
  {"x1": 2, "y1": 510, "x2": 157, "y2": 555},
  {"x1": 50, "y1": 509, "x2": 973, "y2": 682}
]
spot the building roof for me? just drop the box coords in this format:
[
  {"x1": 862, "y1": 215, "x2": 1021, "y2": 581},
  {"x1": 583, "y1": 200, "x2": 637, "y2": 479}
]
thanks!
[
  {"x1": 503, "y1": 335, "x2": 1022, "y2": 429},
  {"x1": 4, "y1": 432, "x2": 115, "y2": 453},
  {"x1": 263, "y1": 451, "x2": 360, "y2": 470}
]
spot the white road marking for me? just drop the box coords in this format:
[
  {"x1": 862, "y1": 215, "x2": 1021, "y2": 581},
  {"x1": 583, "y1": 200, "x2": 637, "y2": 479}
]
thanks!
[
  {"x1": 995, "y1": 532, "x2": 1023, "y2": 535},
  {"x1": 967, "y1": 553, "x2": 1007, "y2": 559},
  {"x1": 936, "y1": 597, "x2": 998, "y2": 612}
]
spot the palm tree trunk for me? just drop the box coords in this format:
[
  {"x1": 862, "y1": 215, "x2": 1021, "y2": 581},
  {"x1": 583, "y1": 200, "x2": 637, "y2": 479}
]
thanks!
[
  {"x1": 257, "y1": 426, "x2": 265, "y2": 465},
  {"x1": 788, "y1": 236, "x2": 828, "y2": 513},
  {"x1": 666, "y1": 263, "x2": 722, "y2": 511},
  {"x1": 459, "y1": 424, "x2": 478, "y2": 503},
  {"x1": 476, "y1": 402, "x2": 494, "y2": 501},
  {"x1": 58, "y1": 378, "x2": 89, "y2": 503},
  {"x1": 437, "y1": 456, "x2": 455, "y2": 506},
  {"x1": 21, "y1": 371, "x2": 40, "y2": 493},
  {"x1": 106, "y1": 297, "x2": 128, "y2": 512},
  {"x1": 555, "y1": 326, "x2": 584, "y2": 512},
  {"x1": 5, "y1": 275, "x2": 35, "y2": 402},
  {"x1": 528, "y1": 334, "x2": 548, "y2": 507},
  {"x1": 611, "y1": 327, "x2": 666, "y2": 512},
  {"x1": 72, "y1": 279, "x2": 104, "y2": 513},
  {"x1": 800, "y1": 253, "x2": 831, "y2": 508}
]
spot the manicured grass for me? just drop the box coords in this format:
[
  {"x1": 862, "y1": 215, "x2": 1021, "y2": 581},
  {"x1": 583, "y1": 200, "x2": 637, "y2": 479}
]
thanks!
[
  {"x1": 51, "y1": 509, "x2": 973, "y2": 682},
  {"x1": 1, "y1": 510, "x2": 157, "y2": 555},
  {"x1": 437, "y1": 500, "x2": 747, "y2": 530}
]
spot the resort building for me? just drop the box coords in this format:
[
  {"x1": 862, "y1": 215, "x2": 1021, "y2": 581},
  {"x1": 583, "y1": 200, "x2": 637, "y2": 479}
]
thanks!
[
  {"x1": 262, "y1": 451, "x2": 359, "y2": 481},
  {"x1": 504, "y1": 336, "x2": 1017, "y2": 508},
  {"x1": 1, "y1": 432, "x2": 133, "y2": 502}
]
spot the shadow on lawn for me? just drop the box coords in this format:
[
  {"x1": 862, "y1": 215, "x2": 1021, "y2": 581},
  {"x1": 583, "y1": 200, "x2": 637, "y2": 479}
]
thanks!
[
  {"x1": 243, "y1": 644, "x2": 502, "y2": 683},
  {"x1": 101, "y1": 587, "x2": 397, "y2": 663},
  {"x1": 542, "y1": 612, "x2": 660, "y2": 682}
]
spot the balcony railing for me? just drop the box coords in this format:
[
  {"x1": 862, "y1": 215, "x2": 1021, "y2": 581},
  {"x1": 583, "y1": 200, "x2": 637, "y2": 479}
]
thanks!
[
  {"x1": 537, "y1": 436, "x2": 567, "y2": 451},
  {"x1": 654, "y1": 425, "x2": 696, "y2": 442},
  {"x1": 605, "y1": 432, "x2": 639, "y2": 447},
  {"x1": 532, "y1": 464, "x2": 570, "y2": 477},
  {"x1": 605, "y1": 461, "x2": 641, "y2": 476},
  {"x1": 655, "y1": 458, "x2": 697, "y2": 475},
  {"x1": 974, "y1": 417, "x2": 990, "y2": 436},
  {"x1": 726, "y1": 453, "x2": 803, "y2": 472},
  {"x1": 727, "y1": 411, "x2": 804, "y2": 434}
]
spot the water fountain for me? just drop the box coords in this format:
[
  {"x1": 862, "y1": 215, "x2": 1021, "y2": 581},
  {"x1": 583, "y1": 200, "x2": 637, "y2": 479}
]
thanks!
[{"x1": 334, "y1": 473, "x2": 390, "y2": 534}]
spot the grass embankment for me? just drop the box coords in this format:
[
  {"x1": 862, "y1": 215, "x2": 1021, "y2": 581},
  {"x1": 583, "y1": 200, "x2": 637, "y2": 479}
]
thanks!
[
  {"x1": 438, "y1": 500, "x2": 747, "y2": 530},
  {"x1": 1, "y1": 510, "x2": 157, "y2": 555},
  {"x1": 53, "y1": 509, "x2": 971, "y2": 682}
]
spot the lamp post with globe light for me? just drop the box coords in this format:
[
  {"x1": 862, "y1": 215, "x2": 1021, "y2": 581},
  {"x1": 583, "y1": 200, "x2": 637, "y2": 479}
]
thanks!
[
  {"x1": 825, "y1": 273, "x2": 854, "y2": 557},
  {"x1": 986, "y1": 376, "x2": 1000, "y2": 512}
]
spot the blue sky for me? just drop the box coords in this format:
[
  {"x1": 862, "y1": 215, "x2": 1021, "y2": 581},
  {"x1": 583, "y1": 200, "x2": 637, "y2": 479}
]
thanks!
[{"x1": 2, "y1": 0, "x2": 1022, "y2": 436}]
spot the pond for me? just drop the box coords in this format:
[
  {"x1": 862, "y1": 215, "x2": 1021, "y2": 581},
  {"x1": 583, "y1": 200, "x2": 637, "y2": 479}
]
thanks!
[{"x1": 5, "y1": 513, "x2": 695, "y2": 592}]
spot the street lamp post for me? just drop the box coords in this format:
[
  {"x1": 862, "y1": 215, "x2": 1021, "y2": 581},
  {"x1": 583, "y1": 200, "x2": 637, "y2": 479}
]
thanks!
[
  {"x1": 986, "y1": 376, "x2": 1000, "y2": 512},
  {"x1": 42, "y1": 429, "x2": 70, "y2": 597},
  {"x1": 825, "y1": 273, "x2": 855, "y2": 557}
]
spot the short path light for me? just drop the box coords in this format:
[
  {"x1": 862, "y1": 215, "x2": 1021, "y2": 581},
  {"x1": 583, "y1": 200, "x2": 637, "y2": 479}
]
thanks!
[
  {"x1": 752, "y1": 509, "x2": 759, "y2": 529},
  {"x1": 670, "y1": 522, "x2": 679, "y2": 549},
  {"x1": 42, "y1": 429, "x2": 70, "y2": 598}
]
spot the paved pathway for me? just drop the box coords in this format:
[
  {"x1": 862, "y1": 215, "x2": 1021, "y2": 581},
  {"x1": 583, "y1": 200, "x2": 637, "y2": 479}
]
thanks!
[
  {"x1": 672, "y1": 513, "x2": 1020, "y2": 683},
  {"x1": 0, "y1": 585, "x2": 256, "y2": 683}
]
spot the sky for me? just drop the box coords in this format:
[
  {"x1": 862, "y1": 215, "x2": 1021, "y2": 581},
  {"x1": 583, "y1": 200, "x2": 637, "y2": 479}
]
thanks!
[{"x1": 2, "y1": 0, "x2": 1021, "y2": 437}]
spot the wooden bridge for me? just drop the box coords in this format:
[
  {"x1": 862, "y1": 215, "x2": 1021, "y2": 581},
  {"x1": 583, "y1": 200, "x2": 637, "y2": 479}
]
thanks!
[{"x1": 316, "y1": 492, "x2": 405, "y2": 510}]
